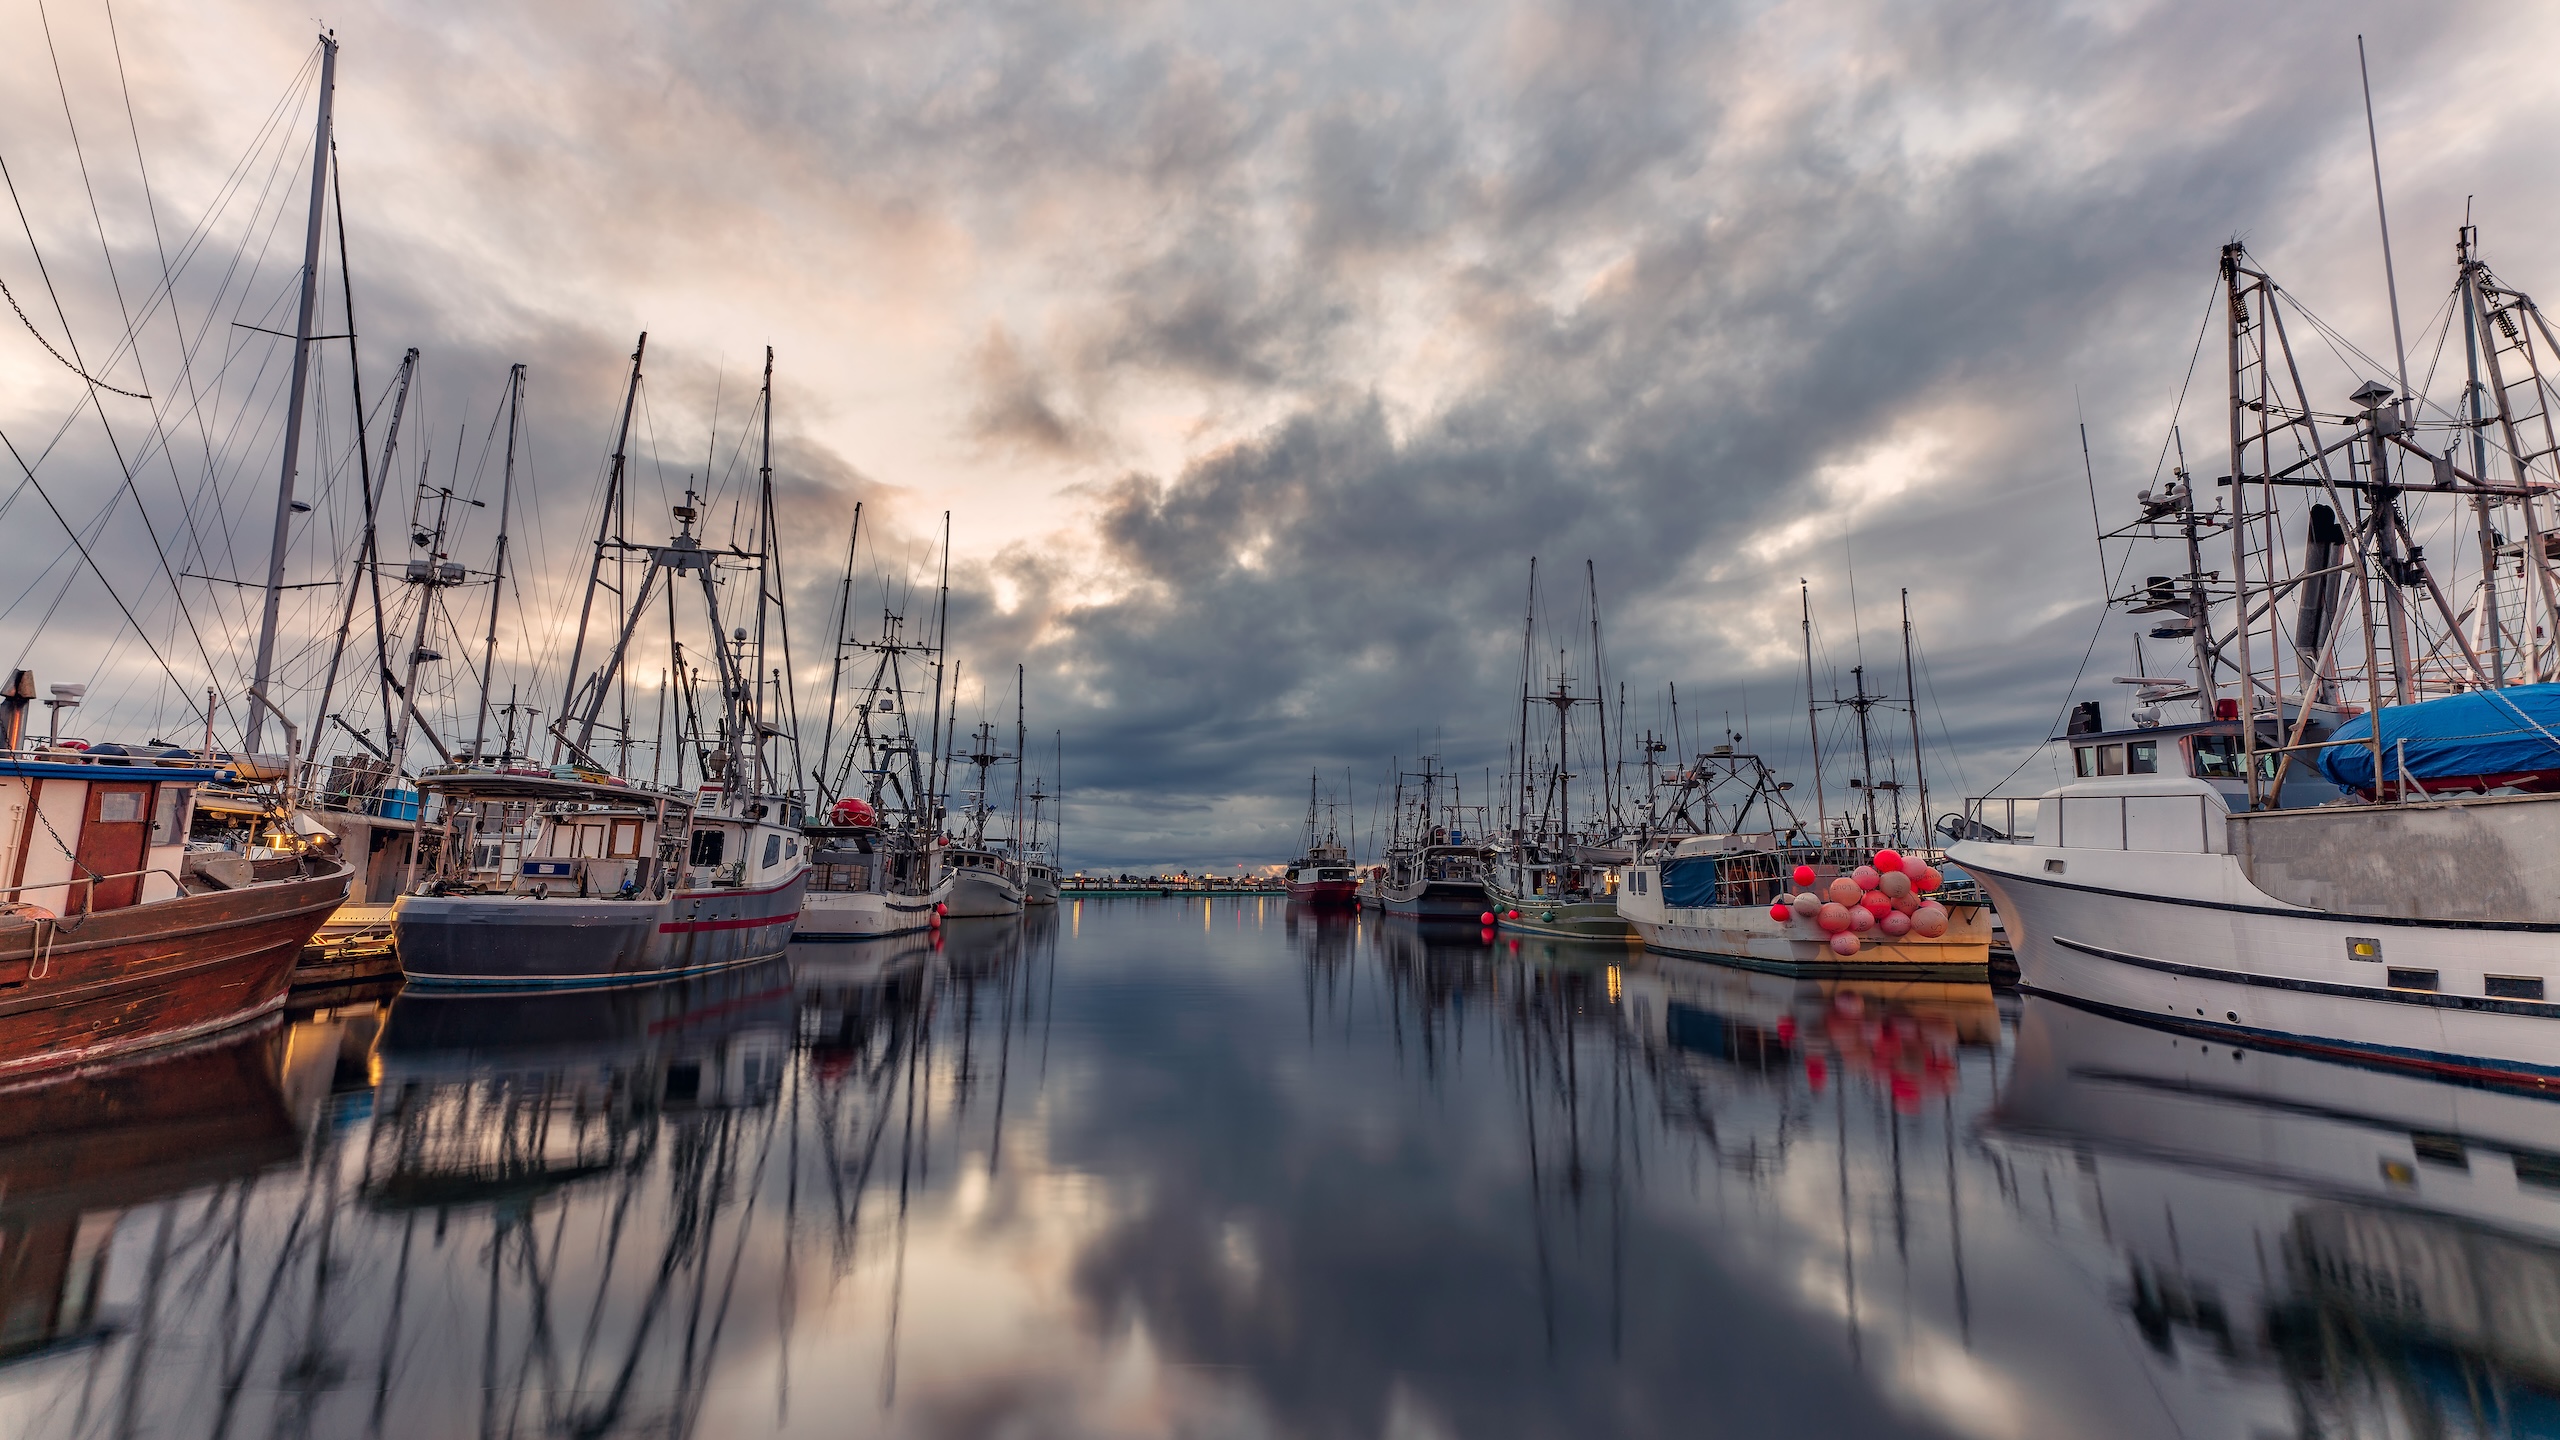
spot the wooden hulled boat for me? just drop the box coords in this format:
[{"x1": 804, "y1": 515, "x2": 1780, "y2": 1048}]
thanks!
[{"x1": 0, "y1": 746, "x2": 350, "y2": 1080}]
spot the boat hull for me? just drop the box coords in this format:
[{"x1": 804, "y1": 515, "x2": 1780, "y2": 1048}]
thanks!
[
  {"x1": 798, "y1": 875, "x2": 951, "y2": 941},
  {"x1": 1484, "y1": 881, "x2": 1632, "y2": 941},
  {"x1": 942, "y1": 866, "x2": 1024, "y2": 918},
  {"x1": 1286, "y1": 878, "x2": 1361, "y2": 909},
  {"x1": 1619, "y1": 885, "x2": 1991, "y2": 979},
  {"x1": 394, "y1": 869, "x2": 808, "y2": 991},
  {"x1": 1380, "y1": 877, "x2": 1485, "y2": 921},
  {"x1": 0, "y1": 860, "x2": 350, "y2": 1083},
  {"x1": 1954, "y1": 839, "x2": 2560, "y2": 1086}
]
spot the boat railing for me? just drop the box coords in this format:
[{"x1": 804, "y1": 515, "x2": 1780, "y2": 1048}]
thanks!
[
  {"x1": 1960, "y1": 793, "x2": 2222, "y2": 854},
  {"x1": 1, "y1": 865, "x2": 192, "y2": 927}
]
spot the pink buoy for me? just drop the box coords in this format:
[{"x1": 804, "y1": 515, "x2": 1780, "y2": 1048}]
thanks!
[
  {"x1": 1852, "y1": 865, "x2": 1880, "y2": 891},
  {"x1": 1791, "y1": 864, "x2": 1817, "y2": 888},
  {"x1": 1846, "y1": 905, "x2": 1875, "y2": 934},
  {"x1": 1829, "y1": 931, "x2": 1861, "y2": 957},
  {"x1": 1912, "y1": 903, "x2": 1949, "y2": 938},
  {"x1": 1817, "y1": 902, "x2": 1851, "y2": 933},
  {"x1": 1827, "y1": 876, "x2": 1863, "y2": 906},
  {"x1": 1880, "y1": 910, "x2": 1913, "y2": 937},
  {"x1": 1913, "y1": 866, "x2": 1941, "y2": 893},
  {"x1": 1878, "y1": 870, "x2": 1912, "y2": 899},
  {"x1": 1891, "y1": 891, "x2": 1922, "y2": 915},
  {"x1": 1874, "y1": 848, "x2": 1904, "y2": 873},
  {"x1": 1860, "y1": 890, "x2": 1893, "y2": 918}
]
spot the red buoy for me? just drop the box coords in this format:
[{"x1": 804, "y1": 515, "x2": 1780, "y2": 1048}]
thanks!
[
  {"x1": 1481, "y1": 911, "x2": 1496, "y2": 925},
  {"x1": 935, "y1": 902, "x2": 948, "y2": 916},
  {"x1": 1874, "y1": 848, "x2": 1905, "y2": 873},
  {"x1": 1791, "y1": 863, "x2": 1816, "y2": 888},
  {"x1": 1768, "y1": 902, "x2": 1792, "y2": 922}
]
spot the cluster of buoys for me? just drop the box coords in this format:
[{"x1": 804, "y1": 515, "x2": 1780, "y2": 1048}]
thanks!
[{"x1": 1765, "y1": 848, "x2": 1950, "y2": 957}]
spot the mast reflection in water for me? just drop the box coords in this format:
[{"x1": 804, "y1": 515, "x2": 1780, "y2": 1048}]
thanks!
[{"x1": 2, "y1": 898, "x2": 2557, "y2": 1438}]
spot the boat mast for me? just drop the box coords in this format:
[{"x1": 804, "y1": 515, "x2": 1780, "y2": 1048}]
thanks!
[
  {"x1": 245, "y1": 32, "x2": 338, "y2": 758},
  {"x1": 308, "y1": 347, "x2": 414, "y2": 793},
  {"x1": 818, "y1": 505, "x2": 862, "y2": 802},
  {"x1": 470, "y1": 363, "x2": 523, "y2": 761},
  {"x1": 925, "y1": 513, "x2": 952, "y2": 832},
  {"x1": 1516, "y1": 559, "x2": 1535, "y2": 851},
  {"x1": 556, "y1": 333, "x2": 646, "y2": 759},
  {"x1": 1587, "y1": 560, "x2": 1611, "y2": 834},
  {"x1": 1899, "y1": 589, "x2": 1927, "y2": 849},
  {"x1": 1013, "y1": 664, "x2": 1026, "y2": 869},
  {"x1": 1799, "y1": 580, "x2": 1826, "y2": 838}
]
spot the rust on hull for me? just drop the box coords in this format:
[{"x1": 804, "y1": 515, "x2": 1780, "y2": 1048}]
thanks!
[{"x1": 0, "y1": 860, "x2": 352, "y2": 1083}]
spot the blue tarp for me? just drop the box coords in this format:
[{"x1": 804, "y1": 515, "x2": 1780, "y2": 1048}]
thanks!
[
  {"x1": 1660, "y1": 855, "x2": 1720, "y2": 908},
  {"x1": 2318, "y1": 683, "x2": 2560, "y2": 791}
]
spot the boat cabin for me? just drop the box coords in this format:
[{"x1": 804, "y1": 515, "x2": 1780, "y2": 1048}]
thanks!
[
  {"x1": 419, "y1": 769, "x2": 687, "y2": 898},
  {"x1": 1, "y1": 749, "x2": 217, "y2": 917},
  {"x1": 2059, "y1": 696, "x2": 2344, "y2": 810},
  {"x1": 681, "y1": 784, "x2": 807, "y2": 892}
]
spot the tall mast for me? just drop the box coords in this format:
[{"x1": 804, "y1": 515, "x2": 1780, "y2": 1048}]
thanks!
[
  {"x1": 1013, "y1": 664, "x2": 1026, "y2": 865},
  {"x1": 1899, "y1": 589, "x2": 1927, "y2": 849},
  {"x1": 817, "y1": 505, "x2": 861, "y2": 802},
  {"x1": 470, "y1": 363, "x2": 523, "y2": 761},
  {"x1": 245, "y1": 33, "x2": 338, "y2": 757},
  {"x1": 2357, "y1": 36, "x2": 2414, "y2": 432},
  {"x1": 307, "y1": 346, "x2": 413, "y2": 794},
  {"x1": 1587, "y1": 560, "x2": 1611, "y2": 833},
  {"x1": 926, "y1": 513, "x2": 952, "y2": 828},
  {"x1": 2460, "y1": 226, "x2": 2504, "y2": 685},
  {"x1": 556, "y1": 333, "x2": 646, "y2": 756},
  {"x1": 1517, "y1": 559, "x2": 1535, "y2": 846},
  {"x1": 1799, "y1": 580, "x2": 1826, "y2": 837}
]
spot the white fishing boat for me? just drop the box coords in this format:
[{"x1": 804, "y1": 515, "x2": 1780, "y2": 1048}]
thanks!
[
  {"x1": 1954, "y1": 237, "x2": 2560, "y2": 1083},
  {"x1": 801, "y1": 525, "x2": 958, "y2": 941}
]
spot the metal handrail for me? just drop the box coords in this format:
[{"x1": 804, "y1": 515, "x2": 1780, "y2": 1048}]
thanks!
[{"x1": 1958, "y1": 793, "x2": 2220, "y2": 853}]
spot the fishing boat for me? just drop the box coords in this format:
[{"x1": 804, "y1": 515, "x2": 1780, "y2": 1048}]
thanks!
[
  {"x1": 1485, "y1": 562, "x2": 1634, "y2": 940},
  {"x1": 1952, "y1": 237, "x2": 2560, "y2": 1082},
  {"x1": 1377, "y1": 755, "x2": 1492, "y2": 920},
  {"x1": 1618, "y1": 590, "x2": 1990, "y2": 976},
  {"x1": 800, "y1": 796, "x2": 947, "y2": 939},
  {"x1": 0, "y1": 692, "x2": 351, "y2": 1079},
  {"x1": 939, "y1": 719, "x2": 1026, "y2": 918},
  {"x1": 801, "y1": 528, "x2": 955, "y2": 940},
  {"x1": 1283, "y1": 773, "x2": 1359, "y2": 908},
  {"x1": 394, "y1": 343, "x2": 809, "y2": 988},
  {"x1": 1021, "y1": 740, "x2": 1063, "y2": 907}
]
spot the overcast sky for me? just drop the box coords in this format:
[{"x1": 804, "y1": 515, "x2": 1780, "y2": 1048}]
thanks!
[{"x1": 2, "y1": 0, "x2": 2555, "y2": 870}]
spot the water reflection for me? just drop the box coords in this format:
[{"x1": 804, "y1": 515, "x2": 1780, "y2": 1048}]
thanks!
[
  {"x1": 1990, "y1": 996, "x2": 2560, "y2": 1438},
  {"x1": 5, "y1": 904, "x2": 2560, "y2": 1438}
]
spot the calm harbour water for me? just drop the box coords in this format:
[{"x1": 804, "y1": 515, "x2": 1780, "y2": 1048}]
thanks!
[{"x1": 3, "y1": 896, "x2": 2555, "y2": 1439}]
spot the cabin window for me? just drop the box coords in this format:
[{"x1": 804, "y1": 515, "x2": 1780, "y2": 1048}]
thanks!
[
  {"x1": 97, "y1": 790, "x2": 142, "y2": 824},
  {"x1": 2191, "y1": 735, "x2": 2240, "y2": 779},
  {"x1": 152, "y1": 785, "x2": 186, "y2": 840},
  {"x1": 764, "y1": 833, "x2": 782, "y2": 869},
  {"x1": 2073, "y1": 746, "x2": 2097, "y2": 778},
  {"x1": 2095, "y1": 744, "x2": 2126, "y2": 776},
  {"x1": 609, "y1": 819, "x2": 642, "y2": 857},
  {"x1": 2487, "y1": 975, "x2": 2547, "y2": 1001},
  {"x1": 2127, "y1": 741, "x2": 2158, "y2": 775},
  {"x1": 1633, "y1": 870, "x2": 1648, "y2": 895},
  {"x1": 690, "y1": 829, "x2": 726, "y2": 866},
  {"x1": 577, "y1": 824, "x2": 606, "y2": 857}
]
